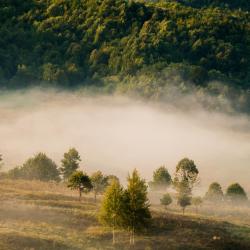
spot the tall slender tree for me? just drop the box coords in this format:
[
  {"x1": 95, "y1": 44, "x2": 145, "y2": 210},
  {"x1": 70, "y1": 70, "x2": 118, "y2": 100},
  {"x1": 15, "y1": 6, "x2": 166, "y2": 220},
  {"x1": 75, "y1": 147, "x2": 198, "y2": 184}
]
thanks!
[
  {"x1": 174, "y1": 158, "x2": 199, "y2": 214},
  {"x1": 123, "y1": 169, "x2": 151, "y2": 245},
  {"x1": 99, "y1": 180, "x2": 124, "y2": 244}
]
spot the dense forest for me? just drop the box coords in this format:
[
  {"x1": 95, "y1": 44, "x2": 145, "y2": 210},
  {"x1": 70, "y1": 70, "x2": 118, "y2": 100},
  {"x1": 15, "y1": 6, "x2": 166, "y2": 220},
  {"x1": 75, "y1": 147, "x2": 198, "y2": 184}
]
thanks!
[{"x1": 0, "y1": 0, "x2": 250, "y2": 111}]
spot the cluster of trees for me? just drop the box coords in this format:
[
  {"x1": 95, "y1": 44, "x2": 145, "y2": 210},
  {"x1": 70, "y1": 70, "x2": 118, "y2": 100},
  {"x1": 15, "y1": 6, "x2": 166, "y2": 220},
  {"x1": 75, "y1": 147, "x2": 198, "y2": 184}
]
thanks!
[
  {"x1": 1, "y1": 152, "x2": 249, "y2": 244},
  {"x1": 0, "y1": 0, "x2": 249, "y2": 113},
  {"x1": 2, "y1": 148, "x2": 118, "y2": 202},
  {"x1": 149, "y1": 162, "x2": 248, "y2": 214},
  {"x1": 99, "y1": 169, "x2": 150, "y2": 245},
  {"x1": 151, "y1": 0, "x2": 250, "y2": 10},
  {"x1": 205, "y1": 182, "x2": 248, "y2": 204}
]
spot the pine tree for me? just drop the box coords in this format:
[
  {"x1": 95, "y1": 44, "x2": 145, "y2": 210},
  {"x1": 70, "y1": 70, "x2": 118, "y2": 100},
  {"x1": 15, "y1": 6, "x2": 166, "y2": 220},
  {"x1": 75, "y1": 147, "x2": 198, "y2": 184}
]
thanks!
[
  {"x1": 67, "y1": 171, "x2": 92, "y2": 201},
  {"x1": 60, "y1": 148, "x2": 81, "y2": 180},
  {"x1": 99, "y1": 180, "x2": 124, "y2": 244}
]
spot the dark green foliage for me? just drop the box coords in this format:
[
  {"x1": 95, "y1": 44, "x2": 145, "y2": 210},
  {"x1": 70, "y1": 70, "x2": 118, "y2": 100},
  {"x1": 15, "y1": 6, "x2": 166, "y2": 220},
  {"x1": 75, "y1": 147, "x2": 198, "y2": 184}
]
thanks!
[
  {"x1": 67, "y1": 171, "x2": 93, "y2": 200},
  {"x1": 60, "y1": 148, "x2": 81, "y2": 180},
  {"x1": 169, "y1": 0, "x2": 250, "y2": 10},
  {"x1": 226, "y1": 183, "x2": 248, "y2": 203},
  {"x1": 205, "y1": 182, "x2": 224, "y2": 202},
  {"x1": 7, "y1": 153, "x2": 60, "y2": 182},
  {"x1": 149, "y1": 166, "x2": 172, "y2": 191},
  {"x1": 0, "y1": 0, "x2": 249, "y2": 98},
  {"x1": 160, "y1": 193, "x2": 173, "y2": 208}
]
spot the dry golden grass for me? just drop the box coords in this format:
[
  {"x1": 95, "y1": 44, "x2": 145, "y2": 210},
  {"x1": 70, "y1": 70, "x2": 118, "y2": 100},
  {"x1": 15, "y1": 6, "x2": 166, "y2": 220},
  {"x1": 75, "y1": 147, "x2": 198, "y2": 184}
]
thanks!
[{"x1": 0, "y1": 179, "x2": 249, "y2": 250}]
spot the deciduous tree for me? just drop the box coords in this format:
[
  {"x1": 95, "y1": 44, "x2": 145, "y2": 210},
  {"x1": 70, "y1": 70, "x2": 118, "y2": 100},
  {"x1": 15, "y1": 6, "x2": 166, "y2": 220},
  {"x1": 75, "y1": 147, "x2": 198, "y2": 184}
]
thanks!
[{"x1": 160, "y1": 193, "x2": 172, "y2": 209}]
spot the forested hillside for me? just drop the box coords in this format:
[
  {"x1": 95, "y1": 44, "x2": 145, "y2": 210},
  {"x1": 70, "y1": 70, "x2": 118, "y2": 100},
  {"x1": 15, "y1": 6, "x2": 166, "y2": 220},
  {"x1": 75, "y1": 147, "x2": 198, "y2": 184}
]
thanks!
[{"x1": 0, "y1": 0, "x2": 249, "y2": 111}]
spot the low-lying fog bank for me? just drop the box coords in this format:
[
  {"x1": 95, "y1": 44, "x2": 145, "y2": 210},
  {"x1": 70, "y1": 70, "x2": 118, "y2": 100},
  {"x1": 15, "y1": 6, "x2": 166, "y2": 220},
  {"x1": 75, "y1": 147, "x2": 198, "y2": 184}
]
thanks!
[{"x1": 0, "y1": 88, "x2": 249, "y2": 194}]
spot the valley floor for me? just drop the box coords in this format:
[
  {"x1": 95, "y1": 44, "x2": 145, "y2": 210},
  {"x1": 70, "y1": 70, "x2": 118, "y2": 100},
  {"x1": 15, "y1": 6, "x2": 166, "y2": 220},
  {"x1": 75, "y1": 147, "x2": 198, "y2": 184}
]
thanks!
[{"x1": 0, "y1": 180, "x2": 249, "y2": 250}]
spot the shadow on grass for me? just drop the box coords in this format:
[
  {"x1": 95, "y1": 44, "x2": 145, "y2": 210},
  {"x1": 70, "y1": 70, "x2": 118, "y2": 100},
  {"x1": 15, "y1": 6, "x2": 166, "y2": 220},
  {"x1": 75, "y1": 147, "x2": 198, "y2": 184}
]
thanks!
[{"x1": 0, "y1": 233, "x2": 76, "y2": 250}]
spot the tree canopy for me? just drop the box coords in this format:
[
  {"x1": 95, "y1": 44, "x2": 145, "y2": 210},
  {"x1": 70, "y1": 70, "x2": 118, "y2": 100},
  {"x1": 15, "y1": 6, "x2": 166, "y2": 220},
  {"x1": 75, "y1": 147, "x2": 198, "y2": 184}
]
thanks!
[
  {"x1": 226, "y1": 183, "x2": 248, "y2": 203},
  {"x1": 0, "y1": 0, "x2": 250, "y2": 113},
  {"x1": 149, "y1": 166, "x2": 172, "y2": 191},
  {"x1": 7, "y1": 153, "x2": 60, "y2": 182},
  {"x1": 61, "y1": 148, "x2": 81, "y2": 180},
  {"x1": 67, "y1": 171, "x2": 93, "y2": 200},
  {"x1": 205, "y1": 182, "x2": 224, "y2": 202}
]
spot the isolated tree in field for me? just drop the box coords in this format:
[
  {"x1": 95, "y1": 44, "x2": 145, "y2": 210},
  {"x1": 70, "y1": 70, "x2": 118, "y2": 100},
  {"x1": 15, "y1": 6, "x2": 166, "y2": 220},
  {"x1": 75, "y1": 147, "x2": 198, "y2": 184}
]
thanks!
[
  {"x1": 91, "y1": 171, "x2": 108, "y2": 202},
  {"x1": 174, "y1": 158, "x2": 199, "y2": 213},
  {"x1": 178, "y1": 194, "x2": 191, "y2": 215},
  {"x1": 160, "y1": 193, "x2": 172, "y2": 209},
  {"x1": 67, "y1": 171, "x2": 92, "y2": 200},
  {"x1": 226, "y1": 183, "x2": 248, "y2": 204},
  {"x1": 99, "y1": 180, "x2": 124, "y2": 244},
  {"x1": 61, "y1": 148, "x2": 81, "y2": 180},
  {"x1": 20, "y1": 153, "x2": 60, "y2": 181},
  {"x1": 123, "y1": 169, "x2": 151, "y2": 245},
  {"x1": 205, "y1": 182, "x2": 224, "y2": 202},
  {"x1": 149, "y1": 166, "x2": 172, "y2": 191},
  {"x1": 192, "y1": 197, "x2": 203, "y2": 214}
]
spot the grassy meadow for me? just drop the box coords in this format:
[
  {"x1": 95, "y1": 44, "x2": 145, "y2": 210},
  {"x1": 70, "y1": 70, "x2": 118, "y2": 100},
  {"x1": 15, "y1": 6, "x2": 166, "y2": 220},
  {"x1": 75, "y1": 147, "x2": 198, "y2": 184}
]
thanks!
[{"x1": 0, "y1": 179, "x2": 249, "y2": 250}]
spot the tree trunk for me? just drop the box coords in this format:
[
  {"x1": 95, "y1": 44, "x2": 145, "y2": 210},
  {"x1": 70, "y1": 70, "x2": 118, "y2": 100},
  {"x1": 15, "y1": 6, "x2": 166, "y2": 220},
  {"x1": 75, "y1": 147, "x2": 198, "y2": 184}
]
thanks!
[
  {"x1": 196, "y1": 206, "x2": 198, "y2": 214},
  {"x1": 182, "y1": 207, "x2": 185, "y2": 215},
  {"x1": 112, "y1": 225, "x2": 115, "y2": 244},
  {"x1": 94, "y1": 192, "x2": 97, "y2": 203},
  {"x1": 132, "y1": 228, "x2": 135, "y2": 245},
  {"x1": 79, "y1": 188, "x2": 82, "y2": 201},
  {"x1": 130, "y1": 230, "x2": 132, "y2": 245}
]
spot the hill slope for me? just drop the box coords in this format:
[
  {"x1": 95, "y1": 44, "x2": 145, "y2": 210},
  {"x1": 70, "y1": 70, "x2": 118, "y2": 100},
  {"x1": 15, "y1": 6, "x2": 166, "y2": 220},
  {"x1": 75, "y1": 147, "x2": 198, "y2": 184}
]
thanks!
[
  {"x1": 0, "y1": 179, "x2": 250, "y2": 249},
  {"x1": 0, "y1": 0, "x2": 250, "y2": 112}
]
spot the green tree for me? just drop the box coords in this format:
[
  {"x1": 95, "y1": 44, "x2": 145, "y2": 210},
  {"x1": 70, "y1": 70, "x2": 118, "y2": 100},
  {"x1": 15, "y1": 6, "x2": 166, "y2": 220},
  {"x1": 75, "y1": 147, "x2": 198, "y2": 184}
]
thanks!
[
  {"x1": 67, "y1": 171, "x2": 92, "y2": 201},
  {"x1": 174, "y1": 158, "x2": 199, "y2": 195},
  {"x1": 123, "y1": 169, "x2": 151, "y2": 245},
  {"x1": 205, "y1": 182, "x2": 224, "y2": 202},
  {"x1": 178, "y1": 194, "x2": 191, "y2": 215},
  {"x1": 99, "y1": 179, "x2": 124, "y2": 244},
  {"x1": 91, "y1": 171, "x2": 108, "y2": 202},
  {"x1": 174, "y1": 158, "x2": 199, "y2": 213},
  {"x1": 160, "y1": 193, "x2": 172, "y2": 209},
  {"x1": 149, "y1": 166, "x2": 172, "y2": 191},
  {"x1": 20, "y1": 153, "x2": 60, "y2": 181},
  {"x1": 226, "y1": 183, "x2": 248, "y2": 204},
  {"x1": 192, "y1": 196, "x2": 203, "y2": 214},
  {"x1": 61, "y1": 148, "x2": 81, "y2": 180}
]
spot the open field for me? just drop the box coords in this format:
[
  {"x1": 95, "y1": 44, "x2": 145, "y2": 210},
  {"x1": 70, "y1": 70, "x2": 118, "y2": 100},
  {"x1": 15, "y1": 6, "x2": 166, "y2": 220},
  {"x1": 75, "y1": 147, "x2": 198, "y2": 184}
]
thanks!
[{"x1": 0, "y1": 179, "x2": 249, "y2": 250}]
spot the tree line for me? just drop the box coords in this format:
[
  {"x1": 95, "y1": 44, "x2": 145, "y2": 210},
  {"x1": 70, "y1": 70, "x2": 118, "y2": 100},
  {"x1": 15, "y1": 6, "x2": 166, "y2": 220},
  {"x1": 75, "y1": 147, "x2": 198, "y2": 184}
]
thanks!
[
  {"x1": 0, "y1": 0, "x2": 250, "y2": 113},
  {"x1": 0, "y1": 150, "x2": 248, "y2": 244}
]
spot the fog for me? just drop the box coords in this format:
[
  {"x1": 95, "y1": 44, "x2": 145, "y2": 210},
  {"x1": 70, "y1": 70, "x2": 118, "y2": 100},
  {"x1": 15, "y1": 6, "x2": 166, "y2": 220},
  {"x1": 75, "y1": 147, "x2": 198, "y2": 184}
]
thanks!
[{"x1": 0, "y1": 88, "x2": 250, "y2": 194}]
